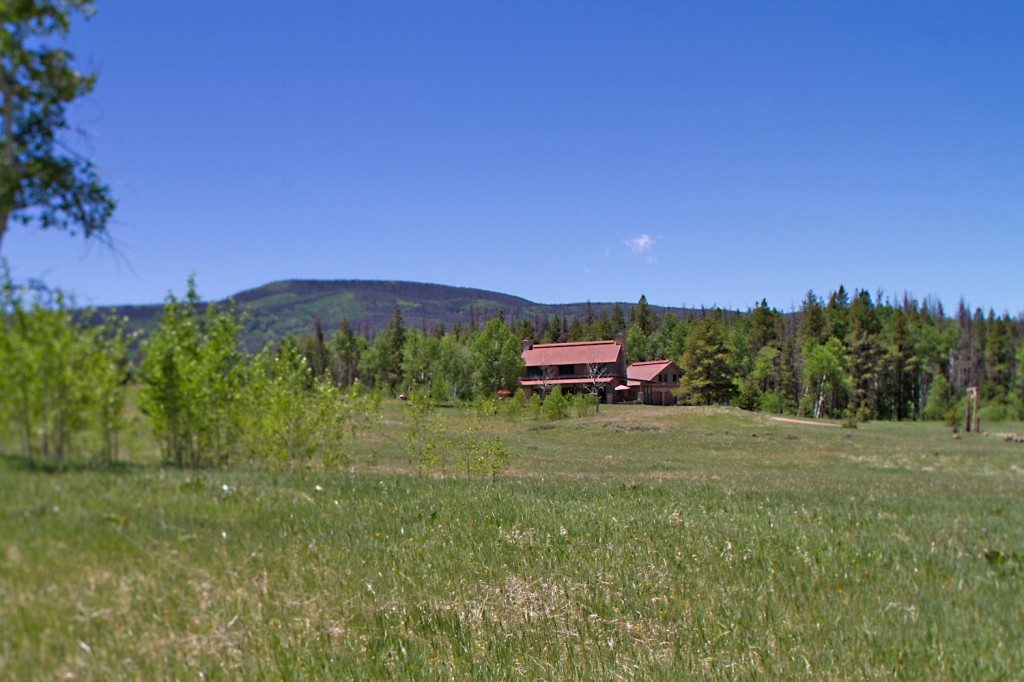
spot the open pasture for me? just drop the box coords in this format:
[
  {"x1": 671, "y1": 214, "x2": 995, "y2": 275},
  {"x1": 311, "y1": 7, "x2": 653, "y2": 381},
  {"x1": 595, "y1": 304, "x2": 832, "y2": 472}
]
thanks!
[{"x1": 2, "y1": 406, "x2": 1022, "y2": 679}]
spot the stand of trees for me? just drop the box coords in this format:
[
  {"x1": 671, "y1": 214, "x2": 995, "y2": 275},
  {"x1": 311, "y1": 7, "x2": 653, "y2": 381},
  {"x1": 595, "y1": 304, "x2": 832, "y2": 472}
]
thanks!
[
  {"x1": 3, "y1": 276, "x2": 1023, "y2": 469},
  {"x1": 0, "y1": 268, "x2": 128, "y2": 467},
  {"x1": 279, "y1": 288, "x2": 1023, "y2": 424}
]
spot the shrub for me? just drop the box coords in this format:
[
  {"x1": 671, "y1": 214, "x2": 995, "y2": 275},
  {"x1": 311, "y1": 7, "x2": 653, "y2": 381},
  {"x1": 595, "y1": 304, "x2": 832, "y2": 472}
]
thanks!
[
  {"x1": 922, "y1": 375, "x2": 953, "y2": 421},
  {"x1": 542, "y1": 386, "x2": 569, "y2": 421},
  {"x1": 528, "y1": 393, "x2": 542, "y2": 420},
  {"x1": 573, "y1": 393, "x2": 597, "y2": 418}
]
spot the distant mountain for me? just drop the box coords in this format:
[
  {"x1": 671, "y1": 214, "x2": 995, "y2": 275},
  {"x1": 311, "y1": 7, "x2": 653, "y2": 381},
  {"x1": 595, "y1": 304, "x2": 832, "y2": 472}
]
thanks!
[{"x1": 100, "y1": 279, "x2": 703, "y2": 349}]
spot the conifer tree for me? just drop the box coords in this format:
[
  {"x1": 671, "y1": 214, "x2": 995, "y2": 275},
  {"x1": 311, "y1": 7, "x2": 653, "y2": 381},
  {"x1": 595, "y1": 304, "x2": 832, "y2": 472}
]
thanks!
[{"x1": 675, "y1": 310, "x2": 736, "y2": 405}]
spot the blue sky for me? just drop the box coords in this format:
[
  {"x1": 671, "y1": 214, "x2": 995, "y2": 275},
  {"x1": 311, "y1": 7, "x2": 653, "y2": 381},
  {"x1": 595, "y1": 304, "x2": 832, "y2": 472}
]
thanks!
[{"x1": 6, "y1": 1, "x2": 1023, "y2": 315}]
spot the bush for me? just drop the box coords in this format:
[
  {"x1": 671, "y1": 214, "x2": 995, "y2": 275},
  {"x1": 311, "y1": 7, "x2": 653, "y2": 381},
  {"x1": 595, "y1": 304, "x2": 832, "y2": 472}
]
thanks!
[
  {"x1": 733, "y1": 378, "x2": 760, "y2": 412},
  {"x1": 528, "y1": 393, "x2": 542, "y2": 420},
  {"x1": 758, "y1": 390, "x2": 785, "y2": 414},
  {"x1": 945, "y1": 399, "x2": 965, "y2": 428},
  {"x1": 573, "y1": 393, "x2": 597, "y2": 418},
  {"x1": 542, "y1": 386, "x2": 569, "y2": 421},
  {"x1": 499, "y1": 388, "x2": 526, "y2": 421},
  {"x1": 978, "y1": 397, "x2": 1019, "y2": 423},
  {"x1": 922, "y1": 375, "x2": 953, "y2": 421}
]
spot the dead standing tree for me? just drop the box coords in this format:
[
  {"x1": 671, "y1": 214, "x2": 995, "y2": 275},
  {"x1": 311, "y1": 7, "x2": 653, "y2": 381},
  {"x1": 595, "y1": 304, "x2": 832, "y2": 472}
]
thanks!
[
  {"x1": 534, "y1": 364, "x2": 557, "y2": 400},
  {"x1": 583, "y1": 360, "x2": 609, "y2": 414}
]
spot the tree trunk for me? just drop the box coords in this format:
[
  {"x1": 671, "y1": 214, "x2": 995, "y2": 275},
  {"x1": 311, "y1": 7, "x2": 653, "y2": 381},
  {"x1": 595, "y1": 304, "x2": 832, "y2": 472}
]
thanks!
[
  {"x1": 1, "y1": 63, "x2": 14, "y2": 256},
  {"x1": 0, "y1": 208, "x2": 9, "y2": 256}
]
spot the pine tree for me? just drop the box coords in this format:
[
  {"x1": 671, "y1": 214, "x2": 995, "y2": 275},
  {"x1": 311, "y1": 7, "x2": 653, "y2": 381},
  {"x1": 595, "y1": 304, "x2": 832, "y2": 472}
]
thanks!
[
  {"x1": 675, "y1": 311, "x2": 736, "y2": 405},
  {"x1": 750, "y1": 299, "x2": 780, "y2": 351},
  {"x1": 610, "y1": 304, "x2": 626, "y2": 335},
  {"x1": 825, "y1": 286, "x2": 850, "y2": 341},
  {"x1": 632, "y1": 295, "x2": 658, "y2": 336},
  {"x1": 799, "y1": 291, "x2": 827, "y2": 346},
  {"x1": 847, "y1": 290, "x2": 881, "y2": 420}
]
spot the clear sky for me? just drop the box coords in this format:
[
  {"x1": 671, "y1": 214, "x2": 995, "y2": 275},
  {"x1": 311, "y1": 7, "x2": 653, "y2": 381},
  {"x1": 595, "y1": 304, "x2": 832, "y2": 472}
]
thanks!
[{"x1": 6, "y1": 1, "x2": 1023, "y2": 315}]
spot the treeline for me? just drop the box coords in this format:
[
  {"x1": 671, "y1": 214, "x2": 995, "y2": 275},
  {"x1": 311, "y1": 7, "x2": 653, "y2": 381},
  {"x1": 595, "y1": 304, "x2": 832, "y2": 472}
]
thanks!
[
  {"x1": 3, "y1": 276, "x2": 1022, "y2": 469},
  {"x1": 288, "y1": 288, "x2": 1023, "y2": 425}
]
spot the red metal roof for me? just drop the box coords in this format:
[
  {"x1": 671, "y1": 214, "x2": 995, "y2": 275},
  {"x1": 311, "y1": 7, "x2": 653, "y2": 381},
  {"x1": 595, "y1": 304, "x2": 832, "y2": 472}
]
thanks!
[
  {"x1": 521, "y1": 377, "x2": 617, "y2": 386},
  {"x1": 522, "y1": 340, "x2": 623, "y2": 367},
  {"x1": 627, "y1": 360, "x2": 679, "y2": 383}
]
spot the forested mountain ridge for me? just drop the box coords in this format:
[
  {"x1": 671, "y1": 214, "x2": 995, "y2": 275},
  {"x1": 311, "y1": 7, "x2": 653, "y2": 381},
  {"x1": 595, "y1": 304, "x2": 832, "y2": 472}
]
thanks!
[{"x1": 100, "y1": 279, "x2": 699, "y2": 349}]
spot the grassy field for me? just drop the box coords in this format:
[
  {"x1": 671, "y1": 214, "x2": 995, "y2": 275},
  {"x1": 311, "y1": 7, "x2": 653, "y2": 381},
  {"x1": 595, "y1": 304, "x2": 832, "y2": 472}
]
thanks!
[{"x1": 2, "y1": 405, "x2": 1023, "y2": 679}]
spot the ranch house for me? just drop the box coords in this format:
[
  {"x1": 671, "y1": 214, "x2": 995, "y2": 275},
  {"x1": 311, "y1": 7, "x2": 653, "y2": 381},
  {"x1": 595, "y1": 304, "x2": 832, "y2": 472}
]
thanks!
[
  {"x1": 625, "y1": 359, "x2": 682, "y2": 405},
  {"x1": 519, "y1": 338, "x2": 628, "y2": 402},
  {"x1": 519, "y1": 337, "x2": 682, "y2": 405}
]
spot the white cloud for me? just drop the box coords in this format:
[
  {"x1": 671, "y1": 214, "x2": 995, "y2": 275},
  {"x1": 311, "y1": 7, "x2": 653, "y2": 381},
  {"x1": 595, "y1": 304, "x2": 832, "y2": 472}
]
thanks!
[{"x1": 625, "y1": 234, "x2": 654, "y2": 254}]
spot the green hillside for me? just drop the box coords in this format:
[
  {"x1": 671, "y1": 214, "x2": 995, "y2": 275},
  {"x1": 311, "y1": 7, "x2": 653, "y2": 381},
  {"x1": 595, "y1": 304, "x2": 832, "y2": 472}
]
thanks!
[{"x1": 101, "y1": 279, "x2": 697, "y2": 349}]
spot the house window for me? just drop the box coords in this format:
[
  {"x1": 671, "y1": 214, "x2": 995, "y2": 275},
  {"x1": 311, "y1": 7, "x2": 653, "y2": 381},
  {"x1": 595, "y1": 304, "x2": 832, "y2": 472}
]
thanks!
[{"x1": 559, "y1": 365, "x2": 575, "y2": 376}]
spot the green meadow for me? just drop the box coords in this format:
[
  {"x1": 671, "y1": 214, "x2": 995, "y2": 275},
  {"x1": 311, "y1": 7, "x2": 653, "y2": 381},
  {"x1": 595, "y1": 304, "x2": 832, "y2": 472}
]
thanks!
[{"x1": 2, "y1": 405, "x2": 1023, "y2": 679}]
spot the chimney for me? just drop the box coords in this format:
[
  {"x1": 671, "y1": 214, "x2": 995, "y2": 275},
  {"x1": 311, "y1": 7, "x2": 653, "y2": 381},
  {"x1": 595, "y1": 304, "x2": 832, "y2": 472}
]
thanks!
[
  {"x1": 614, "y1": 332, "x2": 626, "y2": 376},
  {"x1": 522, "y1": 339, "x2": 534, "y2": 351}
]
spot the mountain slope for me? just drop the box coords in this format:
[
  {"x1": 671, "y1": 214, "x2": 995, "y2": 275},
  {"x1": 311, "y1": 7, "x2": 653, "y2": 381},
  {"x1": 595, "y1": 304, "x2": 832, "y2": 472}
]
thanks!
[{"x1": 102, "y1": 279, "x2": 700, "y2": 348}]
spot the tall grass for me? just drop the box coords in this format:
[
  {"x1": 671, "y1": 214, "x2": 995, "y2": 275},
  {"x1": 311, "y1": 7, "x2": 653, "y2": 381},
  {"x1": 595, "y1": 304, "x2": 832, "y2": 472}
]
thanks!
[{"x1": 1, "y1": 406, "x2": 1022, "y2": 678}]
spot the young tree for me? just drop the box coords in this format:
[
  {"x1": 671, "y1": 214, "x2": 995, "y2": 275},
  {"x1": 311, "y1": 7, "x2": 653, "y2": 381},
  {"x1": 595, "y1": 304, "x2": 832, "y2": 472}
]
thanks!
[
  {"x1": 802, "y1": 337, "x2": 850, "y2": 419},
  {"x1": 401, "y1": 329, "x2": 440, "y2": 393},
  {"x1": 471, "y1": 316, "x2": 524, "y2": 397},
  {"x1": 140, "y1": 278, "x2": 246, "y2": 467},
  {"x1": 0, "y1": 277, "x2": 128, "y2": 466},
  {"x1": 331, "y1": 316, "x2": 363, "y2": 387},
  {"x1": 436, "y1": 333, "x2": 473, "y2": 403},
  {"x1": 0, "y1": 1, "x2": 115, "y2": 255}
]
